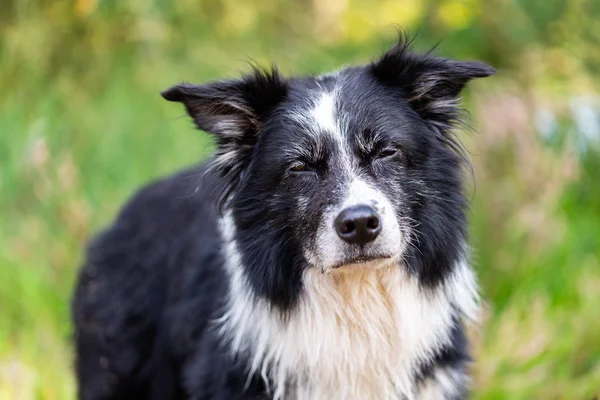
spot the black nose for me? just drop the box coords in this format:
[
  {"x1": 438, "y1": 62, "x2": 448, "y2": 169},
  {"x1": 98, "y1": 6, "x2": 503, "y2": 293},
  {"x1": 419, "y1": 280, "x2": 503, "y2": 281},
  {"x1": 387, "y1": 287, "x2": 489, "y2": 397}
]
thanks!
[{"x1": 334, "y1": 205, "x2": 381, "y2": 245}]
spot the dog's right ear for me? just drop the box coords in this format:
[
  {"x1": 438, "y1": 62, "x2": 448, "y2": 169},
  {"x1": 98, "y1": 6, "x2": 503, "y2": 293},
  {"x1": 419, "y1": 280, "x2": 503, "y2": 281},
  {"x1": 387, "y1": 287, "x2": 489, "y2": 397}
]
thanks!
[{"x1": 161, "y1": 67, "x2": 288, "y2": 181}]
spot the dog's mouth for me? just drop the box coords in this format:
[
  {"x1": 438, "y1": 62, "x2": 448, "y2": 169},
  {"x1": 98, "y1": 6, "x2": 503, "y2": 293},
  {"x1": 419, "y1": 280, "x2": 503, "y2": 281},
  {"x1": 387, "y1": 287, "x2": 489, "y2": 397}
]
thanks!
[{"x1": 328, "y1": 254, "x2": 397, "y2": 272}]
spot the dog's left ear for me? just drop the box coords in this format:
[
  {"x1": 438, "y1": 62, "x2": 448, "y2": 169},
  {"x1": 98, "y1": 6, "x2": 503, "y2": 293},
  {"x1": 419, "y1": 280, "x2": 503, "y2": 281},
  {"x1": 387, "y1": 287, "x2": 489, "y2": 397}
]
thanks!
[
  {"x1": 370, "y1": 38, "x2": 495, "y2": 131},
  {"x1": 162, "y1": 67, "x2": 288, "y2": 195}
]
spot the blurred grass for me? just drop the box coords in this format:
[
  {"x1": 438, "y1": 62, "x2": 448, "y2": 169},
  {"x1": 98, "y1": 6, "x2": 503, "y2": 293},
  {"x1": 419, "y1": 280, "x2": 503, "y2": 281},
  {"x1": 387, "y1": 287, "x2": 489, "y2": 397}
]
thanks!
[{"x1": 1, "y1": 0, "x2": 599, "y2": 399}]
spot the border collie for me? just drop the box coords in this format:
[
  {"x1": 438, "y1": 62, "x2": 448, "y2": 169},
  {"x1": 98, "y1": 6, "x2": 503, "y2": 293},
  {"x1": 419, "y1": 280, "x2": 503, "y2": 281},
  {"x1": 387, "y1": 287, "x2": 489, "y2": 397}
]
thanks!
[{"x1": 72, "y1": 36, "x2": 495, "y2": 400}]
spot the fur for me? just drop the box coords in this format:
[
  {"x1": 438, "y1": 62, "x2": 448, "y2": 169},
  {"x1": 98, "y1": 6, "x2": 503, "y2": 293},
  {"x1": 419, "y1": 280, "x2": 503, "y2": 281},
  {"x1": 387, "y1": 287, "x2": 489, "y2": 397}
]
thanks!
[{"x1": 72, "y1": 35, "x2": 494, "y2": 400}]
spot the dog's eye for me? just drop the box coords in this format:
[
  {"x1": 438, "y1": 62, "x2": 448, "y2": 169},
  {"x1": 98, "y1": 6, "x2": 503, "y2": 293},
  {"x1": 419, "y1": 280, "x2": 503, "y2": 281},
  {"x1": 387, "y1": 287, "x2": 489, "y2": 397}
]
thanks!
[
  {"x1": 289, "y1": 161, "x2": 308, "y2": 173},
  {"x1": 377, "y1": 148, "x2": 397, "y2": 159}
]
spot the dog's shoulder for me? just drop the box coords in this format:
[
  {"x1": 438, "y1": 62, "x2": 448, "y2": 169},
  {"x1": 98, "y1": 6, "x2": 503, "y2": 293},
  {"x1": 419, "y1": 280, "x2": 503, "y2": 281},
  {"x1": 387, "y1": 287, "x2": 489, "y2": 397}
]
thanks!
[
  {"x1": 115, "y1": 162, "x2": 217, "y2": 227},
  {"x1": 72, "y1": 160, "x2": 229, "y2": 399}
]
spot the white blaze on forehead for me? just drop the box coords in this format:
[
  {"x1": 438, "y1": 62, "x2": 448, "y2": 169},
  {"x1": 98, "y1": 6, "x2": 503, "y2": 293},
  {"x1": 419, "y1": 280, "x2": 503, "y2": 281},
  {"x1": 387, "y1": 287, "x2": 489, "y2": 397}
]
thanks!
[
  {"x1": 287, "y1": 89, "x2": 354, "y2": 172},
  {"x1": 310, "y1": 91, "x2": 338, "y2": 136},
  {"x1": 285, "y1": 89, "x2": 348, "y2": 158}
]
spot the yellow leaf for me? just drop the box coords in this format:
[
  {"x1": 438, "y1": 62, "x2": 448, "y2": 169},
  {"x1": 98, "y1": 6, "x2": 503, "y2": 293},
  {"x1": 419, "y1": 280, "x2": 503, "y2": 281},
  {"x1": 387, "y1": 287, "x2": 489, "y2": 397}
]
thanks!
[
  {"x1": 438, "y1": 0, "x2": 478, "y2": 30},
  {"x1": 75, "y1": 0, "x2": 98, "y2": 17}
]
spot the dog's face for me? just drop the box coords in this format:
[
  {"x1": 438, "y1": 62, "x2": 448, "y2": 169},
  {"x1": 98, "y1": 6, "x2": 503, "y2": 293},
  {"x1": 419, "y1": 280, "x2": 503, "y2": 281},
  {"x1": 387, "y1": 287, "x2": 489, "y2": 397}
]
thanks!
[
  {"x1": 243, "y1": 73, "x2": 419, "y2": 274},
  {"x1": 163, "y1": 38, "x2": 494, "y2": 309}
]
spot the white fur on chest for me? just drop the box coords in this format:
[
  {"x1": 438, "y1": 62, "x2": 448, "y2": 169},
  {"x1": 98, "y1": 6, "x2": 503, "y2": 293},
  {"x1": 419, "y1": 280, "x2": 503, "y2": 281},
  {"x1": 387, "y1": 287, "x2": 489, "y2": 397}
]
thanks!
[{"x1": 217, "y1": 215, "x2": 478, "y2": 400}]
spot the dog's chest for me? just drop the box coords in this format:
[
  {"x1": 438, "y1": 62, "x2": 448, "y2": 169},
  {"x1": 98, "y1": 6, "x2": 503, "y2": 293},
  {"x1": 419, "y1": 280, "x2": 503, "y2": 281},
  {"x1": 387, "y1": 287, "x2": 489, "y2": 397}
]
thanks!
[{"x1": 227, "y1": 267, "x2": 457, "y2": 400}]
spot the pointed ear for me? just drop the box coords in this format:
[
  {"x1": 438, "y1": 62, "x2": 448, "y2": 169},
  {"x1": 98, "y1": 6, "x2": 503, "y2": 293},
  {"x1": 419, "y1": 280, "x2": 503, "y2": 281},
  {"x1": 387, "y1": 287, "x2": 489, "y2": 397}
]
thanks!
[
  {"x1": 370, "y1": 37, "x2": 495, "y2": 131},
  {"x1": 161, "y1": 67, "x2": 288, "y2": 182}
]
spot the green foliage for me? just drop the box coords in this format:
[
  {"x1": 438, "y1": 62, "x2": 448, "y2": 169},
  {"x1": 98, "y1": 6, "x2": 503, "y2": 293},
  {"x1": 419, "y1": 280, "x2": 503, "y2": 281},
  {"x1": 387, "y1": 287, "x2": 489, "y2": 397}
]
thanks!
[{"x1": 1, "y1": 0, "x2": 599, "y2": 398}]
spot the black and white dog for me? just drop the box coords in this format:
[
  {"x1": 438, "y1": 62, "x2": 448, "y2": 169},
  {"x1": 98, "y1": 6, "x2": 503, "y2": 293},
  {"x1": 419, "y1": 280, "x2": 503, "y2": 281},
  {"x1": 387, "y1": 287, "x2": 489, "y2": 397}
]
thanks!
[{"x1": 72, "y1": 36, "x2": 495, "y2": 400}]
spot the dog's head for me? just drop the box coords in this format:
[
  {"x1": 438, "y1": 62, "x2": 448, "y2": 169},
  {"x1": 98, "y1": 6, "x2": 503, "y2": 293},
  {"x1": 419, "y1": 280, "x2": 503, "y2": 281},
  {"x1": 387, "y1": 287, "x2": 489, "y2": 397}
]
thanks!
[{"x1": 162, "y1": 37, "x2": 494, "y2": 309}]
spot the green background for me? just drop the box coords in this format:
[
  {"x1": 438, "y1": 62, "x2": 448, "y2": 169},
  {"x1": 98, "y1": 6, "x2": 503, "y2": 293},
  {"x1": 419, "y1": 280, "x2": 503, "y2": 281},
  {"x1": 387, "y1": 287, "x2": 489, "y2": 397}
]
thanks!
[{"x1": 1, "y1": 0, "x2": 599, "y2": 398}]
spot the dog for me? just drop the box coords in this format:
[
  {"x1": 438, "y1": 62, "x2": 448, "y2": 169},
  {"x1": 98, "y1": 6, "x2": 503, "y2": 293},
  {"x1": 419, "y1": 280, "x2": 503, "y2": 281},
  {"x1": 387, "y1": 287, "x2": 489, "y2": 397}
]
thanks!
[{"x1": 72, "y1": 35, "x2": 495, "y2": 400}]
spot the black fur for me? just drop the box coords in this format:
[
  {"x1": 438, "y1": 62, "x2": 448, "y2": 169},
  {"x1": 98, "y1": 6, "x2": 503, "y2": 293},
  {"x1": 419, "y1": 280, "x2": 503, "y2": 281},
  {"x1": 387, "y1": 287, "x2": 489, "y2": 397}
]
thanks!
[{"x1": 72, "y1": 36, "x2": 494, "y2": 399}]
